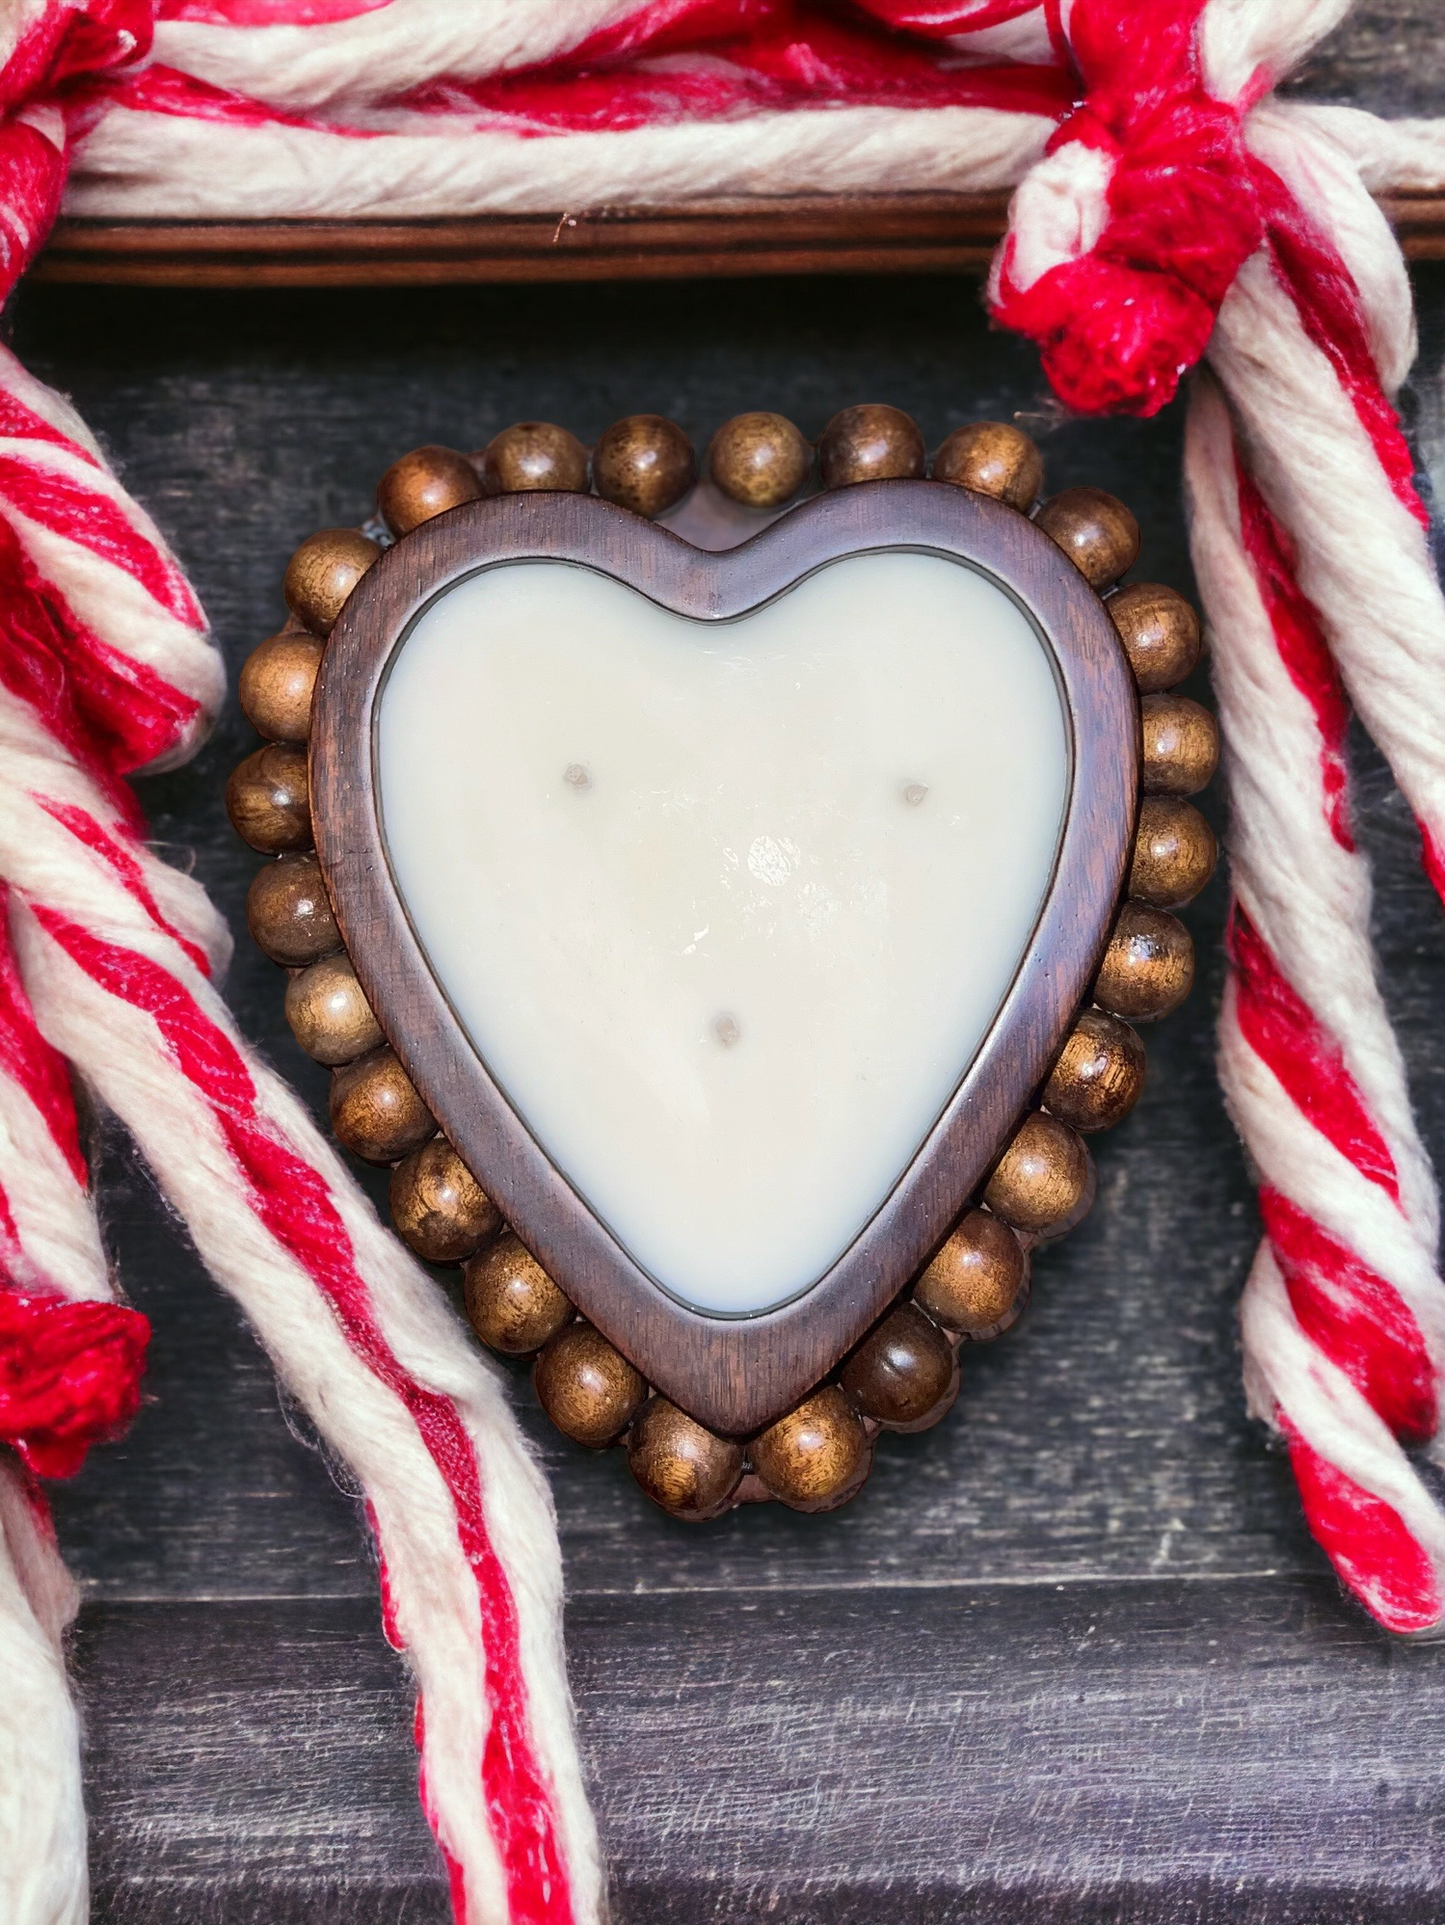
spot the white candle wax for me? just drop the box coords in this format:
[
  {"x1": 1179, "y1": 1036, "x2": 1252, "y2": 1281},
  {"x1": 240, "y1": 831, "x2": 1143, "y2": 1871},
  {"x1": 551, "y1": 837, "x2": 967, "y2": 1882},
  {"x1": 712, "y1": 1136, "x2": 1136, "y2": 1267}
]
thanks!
[{"x1": 377, "y1": 551, "x2": 1068, "y2": 1316}]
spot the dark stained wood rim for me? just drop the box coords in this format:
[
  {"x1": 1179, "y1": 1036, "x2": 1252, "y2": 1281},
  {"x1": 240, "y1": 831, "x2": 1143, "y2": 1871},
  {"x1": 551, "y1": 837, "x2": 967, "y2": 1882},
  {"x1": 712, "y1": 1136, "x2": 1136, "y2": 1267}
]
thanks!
[
  {"x1": 312, "y1": 482, "x2": 1138, "y2": 1434},
  {"x1": 34, "y1": 191, "x2": 1445, "y2": 285}
]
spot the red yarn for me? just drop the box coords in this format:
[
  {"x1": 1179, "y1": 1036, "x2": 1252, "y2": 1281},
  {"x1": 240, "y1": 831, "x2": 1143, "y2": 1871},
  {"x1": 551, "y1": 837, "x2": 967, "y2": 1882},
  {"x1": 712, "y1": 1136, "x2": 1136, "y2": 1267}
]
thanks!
[
  {"x1": 991, "y1": 0, "x2": 1265, "y2": 415},
  {"x1": 0, "y1": 1288, "x2": 148, "y2": 1479},
  {"x1": 1233, "y1": 458, "x2": 1356, "y2": 853}
]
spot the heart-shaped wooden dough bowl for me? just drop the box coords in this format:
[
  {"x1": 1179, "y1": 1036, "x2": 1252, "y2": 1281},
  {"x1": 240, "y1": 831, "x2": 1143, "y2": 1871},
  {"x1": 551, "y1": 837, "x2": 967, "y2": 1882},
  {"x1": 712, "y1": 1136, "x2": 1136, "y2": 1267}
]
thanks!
[{"x1": 312, "y1": 482, "x2": 1136, "y2": 1436}]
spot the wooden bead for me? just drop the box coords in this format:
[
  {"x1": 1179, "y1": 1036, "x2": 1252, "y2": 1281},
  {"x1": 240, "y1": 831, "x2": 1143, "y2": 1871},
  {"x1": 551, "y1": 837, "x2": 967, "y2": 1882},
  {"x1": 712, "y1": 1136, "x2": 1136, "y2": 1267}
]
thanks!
[
  {"x1": 1043, "y1": 1008, "x2": 1146, "y2": 1133},
  {"x1": 592, "y1": 415, "x2": 695, "y2": 518},
  {"x1": 628, "y1": 1396, "x2": 744, "y2": 1520},
  {"x1": 464, "y1": 1231, "x2": 570, "y2": 1353},
  {"x1": 377, "y1": 444, "x2": 482, "y2": 535},
  {"x1": 1130, "y1": 796, "x2": 1217, "y2": 908},
  {"x1": 839, "y1": 1303, "x2": 956, "y2": 1430},
  {"x1": 817, "y1": 404, "x2": 925, "y2": 489},
  {"x1": 707, "y1": 411, "x2": 811, "y2": 508},
  {"x1": 245, "y1": 854, "x2": 340, "y2": 967},
  {"x1": 983, "y1": 1111, "x2": 1094, "y2": 1237},
  {"x1": 535, "y1": 1321, "x2": 645, "y2": 1447},
  {"x1": 915, "y1": 1209, "x2": 1028, "y2": 1340},
  {"x1": 1108, "y1": 582, "x2": 1202, "y2": 692},
  {"x1": 931, "y1": 420, "x2": 1042, "y2": 511},
  {"x1": 477, "y1": 421, "x2": 590, "y2": 497},
  {"x1": 329, "y1": 1045, "x2": 435, "y2": 1163},
  {"x1": 226, "y1": 743, "x2": 311, "y2": 853},
  {"x1": 1035, "y1": 487, "x2": 1140, "y2": 590},
  {"x1": 1094, "y1": 902, "x2": 1195, "y2": 1022},
  {"x1": 283, "y1": 528, "x2": 380, "y2": 637},
  {"x1": 238, "y1": 629, "x2": 323, "y2": 743},
  {"x1": 392, "y1": 1136, "x2": 500, "y2": 1265},
  {"x1": 751, "y1": 1386, "x2": 870, "y2": 1512},
  {"x1": 284, "y1": 953, "x2": 384, "y2": 1065},
  {"x1": 1141, "y1": 693, "x2": 1219, "y2": 796}
]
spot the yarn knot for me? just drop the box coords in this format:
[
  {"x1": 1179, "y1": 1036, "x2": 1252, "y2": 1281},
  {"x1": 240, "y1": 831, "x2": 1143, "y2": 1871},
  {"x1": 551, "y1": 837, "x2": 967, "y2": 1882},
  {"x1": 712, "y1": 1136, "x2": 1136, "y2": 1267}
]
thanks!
[
  {"x1": 0, "y1": 1288, "x2": 149, "y2": 1478},
  {"x1": 990, "y1": 0, "x2": 1266, "y2": 417}
]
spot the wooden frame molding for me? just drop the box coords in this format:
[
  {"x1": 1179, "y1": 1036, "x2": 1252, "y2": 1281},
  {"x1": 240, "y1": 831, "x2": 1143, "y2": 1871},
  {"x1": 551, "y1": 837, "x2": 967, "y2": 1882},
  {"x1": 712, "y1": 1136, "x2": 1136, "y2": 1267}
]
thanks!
[
  {"x1": 311, "y1": 482, "x2": 1137, "y2": 1434},
  {"x1": 36, "y1": 192, "x2": 1445, "y2": 287}
]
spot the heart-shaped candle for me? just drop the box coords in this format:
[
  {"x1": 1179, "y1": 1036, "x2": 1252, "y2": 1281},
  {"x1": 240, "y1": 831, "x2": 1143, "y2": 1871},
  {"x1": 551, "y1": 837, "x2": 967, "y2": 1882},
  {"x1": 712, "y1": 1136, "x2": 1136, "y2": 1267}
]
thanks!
[
  {"x1": 314, "y1": 483, "x2": 1136, "y2": 1431},
  {"x1": 379, "y1": 551, "x2": 1067, "y2": 1314}
]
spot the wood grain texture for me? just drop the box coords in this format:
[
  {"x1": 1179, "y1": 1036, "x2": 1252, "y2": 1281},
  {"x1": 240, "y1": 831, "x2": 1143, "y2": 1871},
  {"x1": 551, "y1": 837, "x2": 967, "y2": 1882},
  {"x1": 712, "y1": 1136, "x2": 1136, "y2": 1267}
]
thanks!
[
  {"x1": 31, "y1": 193, "x2": 1445, "y2": 285},
  {"x1": 76, "y1": 1582, "x2": 1445, "y2": 1921},
  {"x1": 34, "y1": 197, "x2": 1015, "y2": 287},
  {"x1": 312, "y1": 483, "x2": 1137, "y2": 1434},
  {"x1": 11, "y1": 251, "x2": 1445, "y2": 1917}
]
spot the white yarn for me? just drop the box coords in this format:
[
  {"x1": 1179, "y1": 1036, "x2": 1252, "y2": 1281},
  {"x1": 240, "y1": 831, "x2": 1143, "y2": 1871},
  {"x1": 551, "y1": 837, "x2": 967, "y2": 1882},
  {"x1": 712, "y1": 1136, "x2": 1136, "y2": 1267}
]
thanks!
[
  {"x1": 0, "y1": 478, "x2": 223, "y2": 770},
  {"x1": 0, "y1": 347, "x2": 107, "y2": 463},
  {"x1": 1189, "y1": 314, "x2": 1445, "y2": 1596},
  {"x1": 0, "y1": 1461, "x2": 85, "y2": 1925},
  {"x1": 67, "y1": 101, "x2": 1054, "y2": 219},
  {"x1": 152, "y1": 0, "x2": 645, "y2": 113},
  {"x1": 945, "y1": 13, "x2": 1055, "y2": 65}
]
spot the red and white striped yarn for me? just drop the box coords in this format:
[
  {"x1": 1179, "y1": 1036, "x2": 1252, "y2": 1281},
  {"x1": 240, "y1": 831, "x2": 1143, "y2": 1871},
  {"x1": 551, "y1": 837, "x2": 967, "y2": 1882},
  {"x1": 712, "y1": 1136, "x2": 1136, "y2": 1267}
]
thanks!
[
  {"x1": 0, "y1": 1454, "x2": 86, "y2": 1925},
  {"x1": 0, "y1": 383, "x2": 603, "y2": 1922},
  {"x1": 981, "y1": 1, "x2": 1445, "y2": 1629},
  {"x1": 0, "y1": 14, "x2": 602, "y2": 1921},
  {"x1": 0, "y1": 400, "x2": 603, "y2": 1925},
  {"x1": 62, "y1": 0, "x2": 1067, "y2": 218}
]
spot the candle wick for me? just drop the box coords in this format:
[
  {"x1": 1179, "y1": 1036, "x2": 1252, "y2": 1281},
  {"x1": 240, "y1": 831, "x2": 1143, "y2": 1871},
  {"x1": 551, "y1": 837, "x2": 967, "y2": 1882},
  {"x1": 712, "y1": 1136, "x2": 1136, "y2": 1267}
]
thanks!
[
  {"x1": 711, "y1": 1012, "x2": 741, "y2": 1049},
  {"x1": 903, "y1": 782, "x2": 929, "y2": 807},
  {"x1": 564, "y1": 762, "x2": 591, "y2": 791}
]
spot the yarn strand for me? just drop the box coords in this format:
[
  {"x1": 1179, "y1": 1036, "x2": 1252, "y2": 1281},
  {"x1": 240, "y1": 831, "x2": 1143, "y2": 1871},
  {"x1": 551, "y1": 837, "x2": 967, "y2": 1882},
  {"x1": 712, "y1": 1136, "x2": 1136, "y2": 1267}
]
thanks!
[{"x1": 6, "y1": 0, "x2": 1445, "y2": 1912}]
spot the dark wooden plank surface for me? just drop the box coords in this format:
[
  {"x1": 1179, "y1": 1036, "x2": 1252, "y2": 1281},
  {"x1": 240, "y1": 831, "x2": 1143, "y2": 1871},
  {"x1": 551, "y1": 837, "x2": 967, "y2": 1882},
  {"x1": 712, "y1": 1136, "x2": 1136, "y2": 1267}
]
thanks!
[
  {"x1": 77, "y1": 1581, "x2": 1445, "y2": 1922},
  {"x1": 11, "y1": 239, "x2": 1445, "y2": 1915}
]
